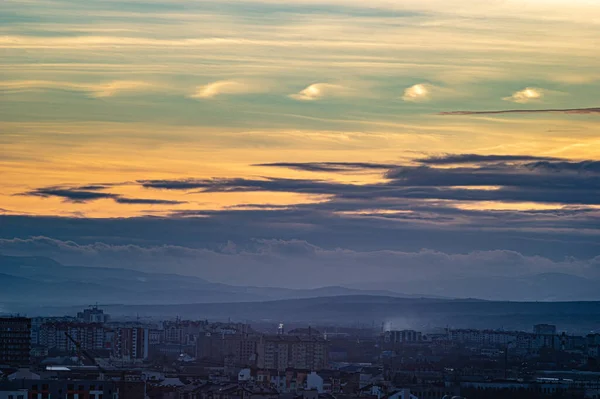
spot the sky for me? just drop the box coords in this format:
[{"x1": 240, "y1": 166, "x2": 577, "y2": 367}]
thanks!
[{"x1": 1, "y1": 0, "x2": 600, "y2": 294}]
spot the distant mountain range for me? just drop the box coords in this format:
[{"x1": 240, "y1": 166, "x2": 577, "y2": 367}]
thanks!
[
  {"x1": 348, "y1": 273, "x2": 600, "y2": 302},
  {"x1": 2, "y1": 255, "x2": 600, "y2": 309},
  {"x1": 3, "y1": 254, "x2": 600, "y2": 333},
  {"x1": 0, "y1": 254, "x2": 435, "y2": 307}
]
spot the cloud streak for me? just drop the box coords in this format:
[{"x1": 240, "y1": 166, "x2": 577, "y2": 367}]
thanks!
[
  {"x1": 0, "y1": 80, "x2": 152, "y2": 97},
  {"x1": 254, "y1": 162, "x2": 398, "y2": 172},
  {"x1": 22, "y1": 187, "x2": 186, "y2": 205},
  {"x1": 440, "y1": 107, "x2": 600, "y2": 115},
  {"x1": 416, "y1": 154, "x2": 561, "y2": 165}
]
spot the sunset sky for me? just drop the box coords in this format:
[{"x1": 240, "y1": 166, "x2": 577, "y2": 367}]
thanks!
[{"x1": 1, "y1": 0, "x2": 599, "y2": 292}]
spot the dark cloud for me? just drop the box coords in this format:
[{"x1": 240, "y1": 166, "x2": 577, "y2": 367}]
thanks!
[
  {"x1": 439, "y1": 107, "x2": 600, "y2": 115},
  {"x1": 137, "y1": 179, "x2": 214, "y2": 190},
  {"x1": 139, "y1": 177, "x2": 349, "y2": 193},
  {"x1": 527, "y1": 160, "x2": 600, "y2": 173},
  {"x1": 22, "y1": 187, "x2": 186, "y2": 205},
  {"x1": 2, "y1": 203, "x2": 599, "y2": 263},
  {"x1": 24, "y1": 188, "x2": 118, "y2": 203},
  {"x1": 76, "y1": 184, "x2": 123, "y2": 190},
  {"x1": 138, "y1": 159, "x2": 600, "y2": 205},
  {"x1": 417, "y1": 154, "x2": 561, "y2": 165},
  {"x1": 385, "y1": 163, "x2": 600, "y2": 190},
  {"x1": 254, "y1": 162, "x2": 398, "y2": 172},
  {"x1": 114, "y1": 198, "x2": 186, "y2": 205}
]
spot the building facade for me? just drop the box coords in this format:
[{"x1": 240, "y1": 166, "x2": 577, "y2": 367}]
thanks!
[
  {"x1": 257, "y1": 335, "x2": 327, "y2": 371},
  {"x1": 0, "y1": 317, "x2": 31, "y2": 366},
  {"x1": 114, "y1": 327, "x2": 149, "y2": 360}
]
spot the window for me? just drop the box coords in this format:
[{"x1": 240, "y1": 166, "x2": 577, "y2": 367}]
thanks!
[
  {"x1": 32, "y1": 385, "x2": 39, "y2": 391},
  {"x1": 42, "y1": 384, "x2": 49, "y2": 390},
  {"x1": 68, "y1": 384, "x2": 74, "y2": 390},
  {"x1": 90, "y1": 385, "x2": 96, "y2": 391},
  {"x1": 78, "y1": 385, "x2": 84, "y2": 391}
]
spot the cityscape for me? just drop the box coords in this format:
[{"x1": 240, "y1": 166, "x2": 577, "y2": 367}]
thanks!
[{"x1": 2, "y1": 306, "x2": 600, "y2": 398}]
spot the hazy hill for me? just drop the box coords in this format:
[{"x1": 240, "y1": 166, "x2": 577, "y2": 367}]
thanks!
[{"x1": 0, "y1": 254, "x2": 427, "y2": 306}]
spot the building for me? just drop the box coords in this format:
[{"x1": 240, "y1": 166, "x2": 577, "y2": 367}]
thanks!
[
  {"x1": 0, "y1": 317, "x2": 31, "y2": 366},
  {"x1": 384, "y1": 330, "x2": 422, "y2": 344},
  {"x1": 77, "y1": 306, "x2": 110, "y2": 324},
  {"x1": 30, "y1": 316, "x2": 75, "y2": 346},
  {"x1": 257, "y1": 335, "x2": 328, "y2": 371},
  {"x1": 223, "y1": 334, "x2": 260, "y2": 367},
  {"x1": 38, "y1": 322, "x2": 107, "y2": 353},
  {"x1": 0, "y1": 390, "x2": 27, "y2": 399},
  {"x1": 114, "y1": 327, "x2": 149, "y2": 360},
  {"x1": 0, "y1": 379, "x2": 120, "y2": 399}
]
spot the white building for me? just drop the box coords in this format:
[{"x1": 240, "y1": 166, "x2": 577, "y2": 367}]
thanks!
[{"x1": 306, "y1": 371, "x2": 324, "y2": 393}]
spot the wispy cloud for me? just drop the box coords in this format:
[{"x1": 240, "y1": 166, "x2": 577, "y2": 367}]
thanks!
[
  {"x1": 24, "y1": 188, "x2": 118, "y2": 203},
  {"x1": 0, "y1": 80, "x2": 152, "y2": 97},
  {"x1": 289, "y1": 83, "x2": 350, "y2": 101},
  {"x1": 21, "y1": 187, "x2": 186, "y2": 205},
  {"x1": 417, "y1": 154, "x2": 560, "y2": 165},
  {"x1": 189, "y1": 80, "x2": 267, "y2": 99},
  {"x1": 503, "y1": 87, "x2": 544, "y2": 103},
  {"x1": 439, "y1": 107, "x2": 600, "y2": 115},
  {"x1": 255, "y1": 162, "x2": 397, "y2": 172}
]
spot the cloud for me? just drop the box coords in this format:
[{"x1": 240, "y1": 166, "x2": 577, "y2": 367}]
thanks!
[
  {"x1": 439, "y1": 107, "x2": 600, "y2": 115},
  {"x1": 417, "y1": 154, "x2": 561, "y2": 165},
  {"x1": 137, "y1": 156, "x2": 600, "y2": 206},
  {"x1": 402, "y1": 83, "x2": 433, "y2": 102},
  {"x1": 24, "y1": 188, "x2": 118, "y2": 203},
  {"x1": 289, "y1": 83, "x2": 349, "y2": 101},
  {"x1": 90, "y1": 81, "x2": 153, "y2": 98},
  {"x1": 113, "y1": 198, "x2": 186, "y2": 205},
  {"x1": 22, "y1": 186, "x2": 186, "y2": 205},
  {"x1": 254, "y1": 162, "x2": 397, "y2": 172},
  {"x1": 2, "y1": 197, "x2": 599, "y2": 280},
  {"x1": 189, "y1": 80, "x2": 266, "y2": 99},
  {"x1": 138, "y1": 179, "x2": 217, "y2": 190},
  {"x1": 1, "y1": 236, "x2": 599, "y2": 296},
  {"x1": 0, "y1": 80, "x2": 152, "y2": 97},
  {"x1": 503, "y1": 87, "x2": 544, "y2": 103}
]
